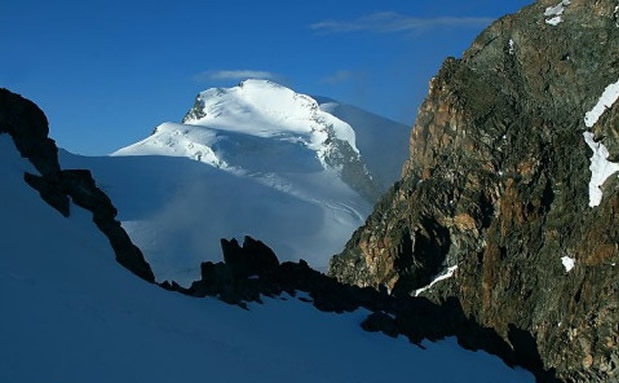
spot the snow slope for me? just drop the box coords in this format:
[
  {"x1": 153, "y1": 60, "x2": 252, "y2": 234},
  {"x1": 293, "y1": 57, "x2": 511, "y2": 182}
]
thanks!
[
  {"x1": 115, "y1": 79, "x2": 409, "y2": 195},
  {"x1": 63, "y1": 80, "x2": 412, "y2": 284},
  {"x1": 97, "y1": 81, "x2": 409, "y2": 284},
  {"x1": 115, "y1": 80, "x2": 368, "y2": 186},
  {"x1": 0, "y1": 134, "x2": 534, "y2": 383},
  {"x1": 60, "y1": 149, "x2": 369, "y2": 284}
]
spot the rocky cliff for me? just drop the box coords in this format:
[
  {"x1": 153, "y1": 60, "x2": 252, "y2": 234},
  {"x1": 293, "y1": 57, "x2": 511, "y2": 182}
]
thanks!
[
  {"x1": 329, "y1": 1, "x2": 619, "y2": 382},
  {"x1": 0, "y1": 89, "x2": 155, "y2": 283}
]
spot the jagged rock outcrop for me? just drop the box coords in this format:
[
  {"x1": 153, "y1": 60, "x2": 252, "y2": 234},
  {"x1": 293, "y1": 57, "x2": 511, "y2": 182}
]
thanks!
[
  {"x1": 0, "y1": 89, "x2": 155, "y2": 283},
  {"x1": 221, "y1": 237, "x2": 280, "y2": 278},
  {"x1": 162, "y1": 236, "x2": 560, "y2": 382},
  {"x1": 329, "y1": 1, "x2": 618, "y2": 382}
]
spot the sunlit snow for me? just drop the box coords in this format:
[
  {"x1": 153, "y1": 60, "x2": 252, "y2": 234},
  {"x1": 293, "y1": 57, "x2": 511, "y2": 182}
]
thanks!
[
  {"x1": 545, "y1": 16, "x2": 562, "y2": 26},
  {"x1": 167, "y1": 79, "x2": 359, "y2": 161},
  {"x1": 96, "y1": 80, "x2": 378, "y2": 283},
  {"x1": 584, "y1": 79, "x2": 619, "y2": 128},
  {"x1": 87, "y1": 80, "x2": 407, "y2": 284},
  {"x1": 582, "y1": 132, "x2": 619, "y2": 207},
  {"x1": 544, "y1": 0, "x2": 570, "y2": 25},
  {"x1": 414, "y1": 265, "x2": 459, "y2": 297},
  {"x1": 561, "y1": 256, "x2": 575, "y2": 272}
]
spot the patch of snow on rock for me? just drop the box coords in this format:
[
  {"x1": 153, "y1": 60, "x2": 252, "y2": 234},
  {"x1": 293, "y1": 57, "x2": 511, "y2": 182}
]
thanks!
[
  {"x1": 583, "y1": 132, "x2": 619, "y2": 207},
  {"x1": 561, "y1": 256, "x2": 575, "y2": 272},
  {"x1": 414, "y1": 265, "x2": 458, "y2": 297},
  {"x1": 544, "y1": 0, "x2": 570, "y2": 25},
  {"x1": 545, "y1": 16, "x2": 562, "y2": 26},
  {"x1": 509, "y1": 39, "x2": 515, "y2": 55},
  {"x1": 584, "y1": 79, "x2": 619, "y2": 128}
]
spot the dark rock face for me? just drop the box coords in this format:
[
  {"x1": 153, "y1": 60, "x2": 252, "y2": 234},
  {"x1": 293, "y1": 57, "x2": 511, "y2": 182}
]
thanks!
[
  {"x1": 0, "y1": 89, "x2": 60, "y2": 175},
  {"x1": 329, "y1": 1, "x2": 619, "y2": 382},
  {"x1": 162, "y1": 236, "x2": 561, "y2": 383},
  {"x1": 321, "y1": 129, "x2": 382, "y2": 203},
  {"x1": 221, "y1": 236, "x2": 280, "y2": 278},
  {"x1": 0, "y1": 88, "x2": 155, "y2": 283},
  {"x1": 182, "y1": 94, "x2": 207, "y2": 123}
]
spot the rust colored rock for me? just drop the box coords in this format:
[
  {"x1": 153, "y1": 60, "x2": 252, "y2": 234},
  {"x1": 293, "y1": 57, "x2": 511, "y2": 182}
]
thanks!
[{"x1": 329, "y1": 1, "x2": 619, "y2": 382}]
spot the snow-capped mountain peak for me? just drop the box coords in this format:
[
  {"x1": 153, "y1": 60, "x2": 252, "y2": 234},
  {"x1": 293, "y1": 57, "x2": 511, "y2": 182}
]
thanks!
[
  {"x1": 183, "y1": 79, "x2": 358, "y2": 153},
  {"x1": 115, "y1": 79, "x2": 380, "y2": 202},
  {"x1": 101, "y1": 80, "x2": 409, "y2": 283}
]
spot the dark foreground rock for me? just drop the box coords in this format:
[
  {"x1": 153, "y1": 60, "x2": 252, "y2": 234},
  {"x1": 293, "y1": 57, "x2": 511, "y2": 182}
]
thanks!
[
  {"x1": 161, "y1": 235, "x2": 562, "y2": 383},
  {"x1": 0, "y1": 89, "x2": 155, "y2": 283},
  {"x1": 328, "y1": 1, "x2": 619, "y2": 382}
]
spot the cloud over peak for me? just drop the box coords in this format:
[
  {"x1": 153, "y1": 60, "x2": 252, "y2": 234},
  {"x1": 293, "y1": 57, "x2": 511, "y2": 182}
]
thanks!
[
  {"x1": 320, "y1": 70, "x2": 359, "y2": 85},
  {"x1": 310, "y1": 12, "x2": 494, "y2": 34},
  {"x1": 193, "y1": 70, "x2": 277, "y2": 82}
]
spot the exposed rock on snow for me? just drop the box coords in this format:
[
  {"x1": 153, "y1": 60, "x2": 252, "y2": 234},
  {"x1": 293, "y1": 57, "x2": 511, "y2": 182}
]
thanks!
[{"x1": 165, "y1": 236, "x2": 548, "y2": 382}]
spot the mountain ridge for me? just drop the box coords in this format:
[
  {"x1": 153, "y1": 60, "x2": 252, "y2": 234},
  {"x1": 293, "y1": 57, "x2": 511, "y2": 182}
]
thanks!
[
  {"x1": 329, "y1": 1, "x2": 619, "y2": 382},
  {"x1": 159, "y1": 78, "x2": 380, "y2": 202},
  {"x1": 0, "y1": 87, "x2": 537, "y2": 383}
]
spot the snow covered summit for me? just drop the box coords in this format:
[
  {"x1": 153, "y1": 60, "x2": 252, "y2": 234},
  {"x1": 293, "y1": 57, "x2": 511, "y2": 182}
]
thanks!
[
  {"x1": 183, "y1": 79, "x2": 358, "y2": 155},
  {"x1": 115, "y1": 79, "x2": 380, "y2": 201},
  {"x1": 62, "y1": 80, "x2": 409, "y2": 284}
]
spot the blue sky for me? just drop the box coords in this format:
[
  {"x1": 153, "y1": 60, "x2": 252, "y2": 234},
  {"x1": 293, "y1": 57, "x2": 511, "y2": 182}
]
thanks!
[{"x1": 1, "y1": 0, "x2": 532, "y2": 155}]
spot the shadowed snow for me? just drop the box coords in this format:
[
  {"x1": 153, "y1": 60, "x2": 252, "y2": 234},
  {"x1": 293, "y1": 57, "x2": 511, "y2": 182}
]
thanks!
[{"x1": 0, "y1": 134, "x2": 534, "y2": 383}]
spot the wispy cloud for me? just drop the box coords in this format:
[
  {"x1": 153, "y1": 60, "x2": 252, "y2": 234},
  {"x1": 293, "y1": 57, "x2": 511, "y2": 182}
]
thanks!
[
  {"x1": 310, "y1": 12, "x2": 494, "y2": 34},
  {"x1": 193, "y1": 70, "x2": 278, "y2": 82},
  {"x1": 320, "y1": 70, "x2": 359, "y2": 85}
]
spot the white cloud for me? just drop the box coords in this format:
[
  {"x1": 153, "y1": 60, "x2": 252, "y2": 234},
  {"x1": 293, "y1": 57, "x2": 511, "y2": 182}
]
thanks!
[
  {"x1": 193, "y1": 70, "x2": 277, "y2": 82},
  {"x1": 310, "y1": 12, "x2": 495, "y2": 34}
]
